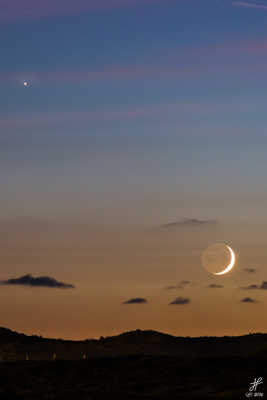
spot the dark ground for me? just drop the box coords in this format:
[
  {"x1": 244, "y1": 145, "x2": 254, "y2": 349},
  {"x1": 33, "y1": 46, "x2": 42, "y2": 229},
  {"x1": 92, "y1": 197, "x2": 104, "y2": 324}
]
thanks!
[
  {"x1": 0, "y1": 354, "x2": 266, "y2": 400},
  {"x1": 1, "y1": 327, "x2": 267, "y2": 399}
]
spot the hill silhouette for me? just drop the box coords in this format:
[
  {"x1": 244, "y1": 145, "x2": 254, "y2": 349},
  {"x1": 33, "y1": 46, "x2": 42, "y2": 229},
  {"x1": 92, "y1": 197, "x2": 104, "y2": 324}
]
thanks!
[{"x1": 0, "y1": 326, "x2": 267, "y2": 361}]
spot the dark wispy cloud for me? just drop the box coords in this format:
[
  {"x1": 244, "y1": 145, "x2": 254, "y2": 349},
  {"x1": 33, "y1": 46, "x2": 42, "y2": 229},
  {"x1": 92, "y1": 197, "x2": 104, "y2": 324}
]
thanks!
[
  {"x1": 241, "y1": 281, "x2": 267, "y2": 290},
  {"x1": 0, "y1": 274, "x2": 75, "y2": 289},
  {"x1": 243, "y1": 268, "x2": 256, "y2": 273},
  {"x1": 161, "y1": 218, "x2": 217, "y2": 230},
  {"x1": 207, "y1": 284, "x2": 224, "y2": 288},
  {"x1": 260, "y1": 281, "x2": 267, "y2": 290},
  {"x1": 122, "y1": 297, "x2": 147, "y2": 304},
  {"x1": 164, "y1": 281, "x2": 190, "y2": 290},
  {"x1": 164, "y1": 285, "x2": 180, "y2": 290},
  {"x1": 241, "y1": 297, "x2": 259, "y2": 303},
  {"x1": 241, "y1": 284, "x2": 259, "y2": 290},
  {"x1": 180, "y1": 280, "x2": 190, "y2": 286},
  {"x1": 169, "y1": 297, "x2": 190, "y2": 305},
  {"x1": 233, "y1": 1, "x2": 267, "y2": 11}
]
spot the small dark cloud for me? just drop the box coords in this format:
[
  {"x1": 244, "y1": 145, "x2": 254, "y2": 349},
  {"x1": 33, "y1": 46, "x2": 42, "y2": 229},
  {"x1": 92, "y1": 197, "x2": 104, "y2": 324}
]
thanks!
[
  {"x1": 169, "y1": 297, "x2": 190, "y2": 305},
  {"x1": 243, "y1": 268, "x2": 256, "y2": 273},
  {"x1": 164, "y1": 285, "x2": 180, "y2": 290},
  {"x1": 180, "y1": 280, "x2": 190, "y2": 286},
  {"x1": 260, "y1": 281, "x2": 267, "y2": 290},
  {"x1": 161, "y1": 218, "x2": 217, "y2": 230},
  {"x1": 0, "y1": 274, "x2": 75, "y2": 289},
  {"x1": 241, "y1": 281, "x2": 267, "y2": 290},
  {"x1": 241, "y1": 284, "x2": 259, "y2": 290},
  {"x1": 241, "y1": 297, "x2": 259, "y2": 303},
  {"x1": 123, "y1": 298, "x2": 147, "y2": 304},
  {"x1": 164, "y1": 280, "x2": 190, "y2": 290},
  {"x1": 207, "y1": 284, "x2": 224, "y2": 288}
]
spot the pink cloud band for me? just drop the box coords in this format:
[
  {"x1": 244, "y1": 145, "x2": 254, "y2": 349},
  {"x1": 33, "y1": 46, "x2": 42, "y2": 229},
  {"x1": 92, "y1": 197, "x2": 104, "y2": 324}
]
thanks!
[
  {"x1": 0, "y1": 0, "x2": 167, "y2": 21},
  {"x1": 0, "y1": 102, "x2": 215, "y2": 129},
  {"x1": 1, "y1": 60, "x2": 266, "y2": 87}
]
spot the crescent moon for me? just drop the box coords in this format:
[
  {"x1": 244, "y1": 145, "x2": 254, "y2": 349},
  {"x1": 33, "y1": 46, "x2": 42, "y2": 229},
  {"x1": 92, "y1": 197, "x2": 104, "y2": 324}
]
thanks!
[{"x1": 214, "y1": 245, "x2": 236, "y2": 275}]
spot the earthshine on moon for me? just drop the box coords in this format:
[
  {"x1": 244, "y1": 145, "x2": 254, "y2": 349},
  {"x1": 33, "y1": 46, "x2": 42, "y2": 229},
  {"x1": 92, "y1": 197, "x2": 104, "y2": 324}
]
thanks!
[
  {"x1": 213, "y1": 245, "x2": 236, "y2": 275},
  {"x1": 201, "y1": 243, "x2": 237, "y2": 275}
]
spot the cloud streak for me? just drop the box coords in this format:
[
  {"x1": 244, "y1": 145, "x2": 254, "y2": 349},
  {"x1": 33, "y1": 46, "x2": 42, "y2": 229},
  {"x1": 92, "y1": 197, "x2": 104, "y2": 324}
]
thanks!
[
  {"x1": 241, "y1": 281, "x2": 267, "y2": 290},
  {"x1": 241, "y1": 297, "x2": 259, "y2": 303},
  {"x1": 164, "y1": 280, "x2": 190, "y2": 290},
  {"x1": 243, "y1": 268, "x2": 256, "y2": 273},
  {"x1": 207, "y1": 284, "x2": 224, "y2": 288},
  {"x1": 122, "y1": 297, "x2": 147, "y2": 304},
  {"x1": 233, "y1": 1, "x2": 267, "y2": 10},
  {"x1": 169, "y1": 297, "x2": 190, "y2": 305},
  {"x1": 0, "y1": 65, "x2": 223, "y2": 86},
  {"x1": 0, "y1": 102, "x2": 216, "y2": 130},
  {"x1": 0, "y1": 0, "x2": 165, "y2": 22},
  {"x1": 3, "y1": 45, "x2": 267, "y2": 87},
  {"x1": 0, "y1": 274, "x2": 75, "y2": 288},
  {"x1": 161, "y1": 218, "x2": 217, "y2": 230}
]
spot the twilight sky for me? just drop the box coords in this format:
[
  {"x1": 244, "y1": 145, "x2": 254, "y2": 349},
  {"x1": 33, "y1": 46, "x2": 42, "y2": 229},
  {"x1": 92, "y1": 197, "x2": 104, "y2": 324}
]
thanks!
[{"x1": 1, "y1": 0, "x2": 267, "y2": 339}]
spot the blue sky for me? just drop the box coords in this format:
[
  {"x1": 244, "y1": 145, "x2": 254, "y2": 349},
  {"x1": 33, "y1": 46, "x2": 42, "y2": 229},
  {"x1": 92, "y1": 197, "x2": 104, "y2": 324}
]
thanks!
[{"x1": 2, "y1": 0, "x2": 267, "y2": 222}]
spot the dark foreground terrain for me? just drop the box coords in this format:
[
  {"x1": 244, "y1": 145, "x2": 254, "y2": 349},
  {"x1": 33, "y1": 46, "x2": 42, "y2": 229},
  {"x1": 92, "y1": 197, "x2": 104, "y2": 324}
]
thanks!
[
  {"x1": 0, "y1": 327, "x2": 267, "y2": 399},
  {"x1": 0, "y1": 355, "x2": 267, "y2": 400}
]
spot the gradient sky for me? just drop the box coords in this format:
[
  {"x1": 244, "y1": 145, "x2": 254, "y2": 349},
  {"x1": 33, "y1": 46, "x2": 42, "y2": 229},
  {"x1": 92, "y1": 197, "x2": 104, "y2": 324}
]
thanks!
[{"x1": 1, "y1": 0, "x2": 267, "y2": 339}]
